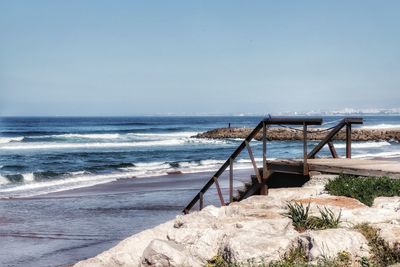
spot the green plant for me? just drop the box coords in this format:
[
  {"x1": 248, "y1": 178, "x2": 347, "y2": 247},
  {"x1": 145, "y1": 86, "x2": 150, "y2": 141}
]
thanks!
[
  {"x1": 206, "y1": 255, "x2": 229, "y2": 267},
  {"x1": 269, "y1": 247, "x2": 352, "y2": 267},
  {"x1": 268, "y1": 246, "x2": 307, "y2": 267},
  {"x1": 325, "y1": 174, "x2": 400, "y2": 206},
  {"x1": 354, "y1": 223, "x2": 400, "y2": 266},
  {"x1": 314, "y1": 251, "x2": 351, "y2": 267},
  {"x1": 206, "y1": 255, "x2": 266, "y2": 267},
  {"x1": 318, "y1": 206, "x2": 341, "y2": 229},
  {"x1": 283, "y1": 202, "x2": 341, "y2": 231},
  {"x1": 283, "y1": 202, "x2": 310, "y2": 232}
]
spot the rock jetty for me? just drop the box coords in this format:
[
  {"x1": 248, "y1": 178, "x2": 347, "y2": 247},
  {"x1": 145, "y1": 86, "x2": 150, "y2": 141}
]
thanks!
[
  {"x1": 74, "y1": 174, "x2": 400, "y2": 267},
  {"x1": 195, "y1": 127, "x2": 400, "y2": 142}
]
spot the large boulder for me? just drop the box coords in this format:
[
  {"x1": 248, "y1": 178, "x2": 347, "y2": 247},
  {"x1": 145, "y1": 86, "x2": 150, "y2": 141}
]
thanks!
[
  {"x1": 298, "y1": 229, "x2": 369, "y2": 261},
  {"x1": 221, "y1": 218, "x2": 299, "y2": 264},
  {"x1": 372, "y1": 197, "x2": 400, "y2": 211},
  {"x1": 141, "y1": 239, "x2": 201, "y2": 267},
  {"x1": 74, "y1": 221, "x2": 173, "y2": 267},
  {"x1": 374, "y1": 221, "x2": 400, "y2": 251}
]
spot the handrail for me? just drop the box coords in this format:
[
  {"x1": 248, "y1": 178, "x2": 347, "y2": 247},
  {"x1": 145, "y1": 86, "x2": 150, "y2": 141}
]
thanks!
[
  {"x1": 308, "y1": 117, "x2": 363, "y2": 159},
  {"x1": 183, "y1": 116, "x2": 323, "y2": 214},
  {"x1": 183, "y1": 121, "x2": 264, "y2": 214}
]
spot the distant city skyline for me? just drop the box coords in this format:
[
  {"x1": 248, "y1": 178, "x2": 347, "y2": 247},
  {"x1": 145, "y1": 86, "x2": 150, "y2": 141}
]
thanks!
[{"x1": 1, "y1": 1, "x2": 400, "y2": 116}]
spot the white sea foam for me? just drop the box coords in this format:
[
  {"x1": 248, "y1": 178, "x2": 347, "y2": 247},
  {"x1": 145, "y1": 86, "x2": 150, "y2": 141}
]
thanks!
[
  {"x1": 0, "y1": 139, "x2": 186, "y2": 150},
  {"x1": 334, "y1": 141, "x2": 392, "y2": 149},
  {"x1": 23, "y1": 173, "x2": 35, "y2": 182},
  {"x1": 57, "y1": 133, "x2": 122, "y2": 139},
  {"x1": 0, "y1": 157, "x2": 255, "y2": 197},
  {"x1": 353, "y1": 151, "x2": 400, "y2": 159},
  {"x1": 133, "y1": 132, "x2": 199, "y2": 138},
  {"x1": 0, "y1": 131, "x2": 226, "y2": 150},
  {"x1": 362, "y1": 124, "x2": 400, "y2": 129},
  {"x1": 0, "y1": 136, "x2": 24, "y2": 144},
  {"x1": 0, "y1": 175, "x2": 9, "y2": 185},
  {"x1": 0, "y1": 172, "x2": 132, "y2": 195}
]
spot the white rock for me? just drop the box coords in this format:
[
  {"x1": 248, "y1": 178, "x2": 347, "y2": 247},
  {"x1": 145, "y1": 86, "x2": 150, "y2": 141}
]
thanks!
[
  {"x1": 141, "y1": 239, "x2": 202, "y2": 267},
  {"x1": 374, "y1": 221, "x2": 400, "y2": 249},
  {"x1": 221, "y1": 218, "x2": 299, "y2": 264},
  {"x1": 341, "y1": 207, "x2": 400, "y2": 225},
  {"x1": 373, "y1": 197, "x2": 400, "y2": 212},
  {"x1": 298, "y1": 229, "x2": 369, "y2": 261},
  {"x1": 74, "y1": 192, "x2": 400, "y2": 267},
  {"x1": 74, "y1": 221, "x2": 173, "y2": 267}
]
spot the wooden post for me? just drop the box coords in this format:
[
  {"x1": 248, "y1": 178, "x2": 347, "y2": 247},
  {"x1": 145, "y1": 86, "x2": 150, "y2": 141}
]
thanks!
[
  {"x1": 261, "y1": 122, "x2": 267, "y2": 195},
  {"x1": 213, "y1": 176, "x2": 225, "y2": 206},
  {"x1": 199, "y1": 192, "x2": 204, "y2": 210},
  {"x1": 229, "y1": 158, "x2": 233, "y2": 203},
  {"x1": 327, "y1": 141, "x2": 338, "y2": 158},
  {"x1": 346, "y1": 123, "x2": 352, "y2": 158},
  {"x1": 303, "y1": 123, "x2": 308, "y2": 175},
  {"x1": 245, "y1": 141, "x2": 262, "y2": 183}
]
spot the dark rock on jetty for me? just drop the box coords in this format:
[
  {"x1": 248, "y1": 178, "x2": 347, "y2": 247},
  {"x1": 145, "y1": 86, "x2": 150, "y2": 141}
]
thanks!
[{"x1": 195, "y1": 127, "x2": 400, "y2": 142}]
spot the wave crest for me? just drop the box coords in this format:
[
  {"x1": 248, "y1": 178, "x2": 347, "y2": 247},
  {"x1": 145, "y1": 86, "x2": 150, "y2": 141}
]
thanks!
[{"x1": 0, "y1": 137, "x2": 24, "y2": 144}]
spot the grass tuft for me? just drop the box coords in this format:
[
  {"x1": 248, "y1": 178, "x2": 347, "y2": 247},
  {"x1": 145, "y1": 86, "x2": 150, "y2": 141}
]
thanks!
[
  {"x1": 325, "y1": 174, "x2": 400, "y2": 206},
  {"x1": 283, "y1": 202, "x2": 341, "y2": 232}
]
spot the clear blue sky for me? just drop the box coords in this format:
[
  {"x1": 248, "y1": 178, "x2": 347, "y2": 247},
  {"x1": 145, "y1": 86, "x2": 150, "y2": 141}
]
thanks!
[{"x1": 1, "y1": 1, "x2": 399, "y2": 116}]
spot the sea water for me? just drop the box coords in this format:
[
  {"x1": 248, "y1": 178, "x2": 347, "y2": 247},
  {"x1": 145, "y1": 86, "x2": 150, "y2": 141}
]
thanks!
[
  {"x1": 0, "y1": 116, "x2": 399, "y2": 266},
  {"x1": 1, "y1": 116, "x2": 399, "y2": 198}
]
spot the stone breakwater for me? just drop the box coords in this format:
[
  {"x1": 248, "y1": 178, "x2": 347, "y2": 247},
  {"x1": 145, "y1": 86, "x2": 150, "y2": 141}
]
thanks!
[
  {"x1": 195, "y1": 127, "x2": 400, "y2": 141},
  {"x1": 74, "y1": 175, "x2": 400, "y2": 267}
]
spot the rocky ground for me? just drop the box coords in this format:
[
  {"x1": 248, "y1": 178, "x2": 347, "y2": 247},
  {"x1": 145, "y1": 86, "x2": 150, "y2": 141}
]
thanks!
[
  {"x1": 74, "y1": 174, "x2": 400, "y2": 267},
  {"x1": 195, "y1": 127, "x2": 400, "y2": 142}
]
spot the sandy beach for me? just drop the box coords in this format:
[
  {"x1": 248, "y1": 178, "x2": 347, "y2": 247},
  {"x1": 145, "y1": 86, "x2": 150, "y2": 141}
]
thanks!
[{"x1": 0, "y1": 168, "x2": 252, "y2": 267}]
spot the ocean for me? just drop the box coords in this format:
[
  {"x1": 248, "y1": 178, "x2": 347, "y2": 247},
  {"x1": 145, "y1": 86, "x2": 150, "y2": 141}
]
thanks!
[
  {"x1": 1, "y1": 116, "x2": 400, "y2": 198},
  {"x1": 0, "y1": 115, "x2": 399, "y2": 266}
]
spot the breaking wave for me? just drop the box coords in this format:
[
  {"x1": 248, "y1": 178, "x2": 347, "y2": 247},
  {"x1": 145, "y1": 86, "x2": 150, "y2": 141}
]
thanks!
[
  {"x1": 361, "y1": 124, "x2": 400, "y2": 129},
  {"x1": 0, "y1": 139, "x2": 187, "y2": 150},
  {"x1": 334, "y1": 141, "x2": 392, "y2": 149},
  {"x1": 353, "y1": 151, "x2": 400, "y2": 159},
  {"x1": 0, "y1": 158, "x2": 254, "y2": 198},
  {"x1": 0, "y1": 137, "x2": 24, "y2": 144}
]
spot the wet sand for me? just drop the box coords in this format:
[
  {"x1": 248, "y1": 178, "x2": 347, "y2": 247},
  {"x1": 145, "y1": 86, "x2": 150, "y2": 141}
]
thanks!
[{"x1": 0, "y1": 169, "x2": 252, "y2": 267}]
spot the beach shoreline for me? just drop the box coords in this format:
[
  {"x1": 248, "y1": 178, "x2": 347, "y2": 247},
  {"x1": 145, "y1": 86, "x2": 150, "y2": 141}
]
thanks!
[{"x1": 0, "y1": 168, "x2": 253, "y2": 267}]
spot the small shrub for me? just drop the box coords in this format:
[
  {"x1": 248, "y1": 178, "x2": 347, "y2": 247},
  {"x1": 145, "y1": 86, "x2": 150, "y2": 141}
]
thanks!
[
  {"x1": 325, "y1": 174, "x2": 400, "y2": 206},
  {"x1": 315, "y1": 251, "x2": 351, "y2": 267},
  {"x1": 284, "y1": 202, "x2": 310, "y2": 232},
  {"x1": 269, "y1": 247, "x2": 351, "y2": 267},
  {"x1": 354, "y1": 223, "x2": 400, "y2": 266},
  {"x1": 206, "y1": 255, "x2": 229, "y2": 267},
  {"x1": 283, "y1": 202, "x2": 341, "y2": 231},
  {"x1": 318, "y1": 206, "x2": 341, "y2": 229},
  {"x1": 268, "y1": 246, "x2": 307, "y2": 267},
  {"x1": 206, "y1": 255, "x2": 266, "y2": 267}
]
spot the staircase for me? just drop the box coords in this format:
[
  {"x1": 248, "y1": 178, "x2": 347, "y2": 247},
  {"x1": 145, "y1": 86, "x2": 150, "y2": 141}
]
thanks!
[{"x1": 183, "y1": 116, "x2": 363, "y2": 214}]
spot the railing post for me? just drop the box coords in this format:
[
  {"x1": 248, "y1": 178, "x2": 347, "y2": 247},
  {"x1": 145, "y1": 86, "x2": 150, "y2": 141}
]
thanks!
[
  {"x1": 327, "y1": 141, "x2": 338, "y2": 158},
  {"x1": 303, "y1": 123, "x2": 308, "y2": 175},
  {"x1": 346, "y1": 123, "x2": 352, "y2": 158},
  {"x1": 245, "y1": 141, "x2": 262, "y2": 183},
  {"x1": 261, "y1": 122, "x2": 267, "y2": 195},
  {"x1": 199, "y1": 192, "x2": 204, "y2": 210},
  {"x1": 229, "y1": 158, "x2": 233, "y2": 203},
  {"x1": 213, "y1": 176, "x2": 225, "y2": 206}
]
